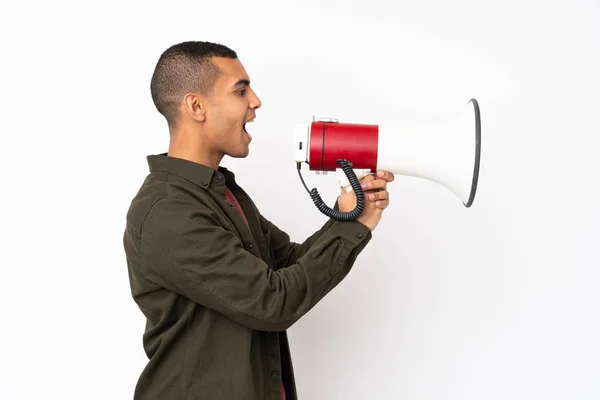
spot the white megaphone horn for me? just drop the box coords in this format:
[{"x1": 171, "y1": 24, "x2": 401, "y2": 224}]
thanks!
[{"x1": 293, "y1": 98, "x2": 481, "y2": 221}]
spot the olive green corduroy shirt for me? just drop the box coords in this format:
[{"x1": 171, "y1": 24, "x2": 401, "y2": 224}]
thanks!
[{"x1": 123, "y1": 153, "x2": 372, "y2": 399}]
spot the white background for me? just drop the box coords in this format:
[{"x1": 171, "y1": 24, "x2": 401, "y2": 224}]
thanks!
[{"x1": 1, "y1": 0, "x2": 599, "y2": 399}]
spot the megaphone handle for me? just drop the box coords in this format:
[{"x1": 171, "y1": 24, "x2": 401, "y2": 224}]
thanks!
[
  {"x1": 338, "y1": 168, "x2": 372, "y2": 192},
  {"x1": 297, "y1": 159, "x2": 366, "y2": 221}
]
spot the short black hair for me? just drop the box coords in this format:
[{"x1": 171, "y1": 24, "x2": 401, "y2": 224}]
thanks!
[{"x1": 150, "y1": 41, "x2": 237, "y2": 128}]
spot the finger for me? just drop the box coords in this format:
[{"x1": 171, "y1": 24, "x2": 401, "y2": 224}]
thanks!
[
  {"x1": 376, "y1": 170, "x2": 395, "y2": 182},
  {"x1": 375, "y1": 199, "x2": 389, "y2": 209},
  {"x1": 367, "y1": 191, "x2": 389, "y2": 201},
  {"x1": 360, "y1": 174, "x2": 376, "y2": 183},
  {"x1": 361, "y1": 178, "x2": 388, "y2": 191}
]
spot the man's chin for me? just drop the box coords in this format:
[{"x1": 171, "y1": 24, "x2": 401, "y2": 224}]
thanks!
[{"x1": 227, "y1": 148, "x2": 250, "y2": 159}]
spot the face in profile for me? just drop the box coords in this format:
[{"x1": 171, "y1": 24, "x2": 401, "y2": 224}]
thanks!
[{"x1": 200, "y1": 57, "x2": 262, "y2": 159}]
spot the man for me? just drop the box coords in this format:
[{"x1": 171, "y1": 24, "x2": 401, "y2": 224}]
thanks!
[{"x1": 123, "y1": 41, "x2": 394, "y2": 399}]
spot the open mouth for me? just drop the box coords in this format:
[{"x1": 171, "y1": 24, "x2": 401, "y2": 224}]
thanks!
[{"x1": 243, "y1": 118, "x2": 254, "y2": 140}]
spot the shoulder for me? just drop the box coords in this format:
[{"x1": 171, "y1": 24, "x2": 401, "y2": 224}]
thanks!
[{"x1": 125, "y1": 172, "x2": 217, "y2": 240}]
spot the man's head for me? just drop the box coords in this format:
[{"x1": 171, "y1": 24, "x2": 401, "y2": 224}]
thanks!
[{"x1": 150, "y1": 41, "x2": 262, "y2": 165}]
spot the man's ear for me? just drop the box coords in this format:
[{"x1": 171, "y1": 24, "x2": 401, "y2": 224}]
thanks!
[{"x1": 183, "y1": 93, "x2": 206, "y2": 122}]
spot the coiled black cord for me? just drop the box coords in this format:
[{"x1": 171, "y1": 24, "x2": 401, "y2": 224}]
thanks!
[{"x1": 297, "y1": 159, "x2": 365, "y2": 221}]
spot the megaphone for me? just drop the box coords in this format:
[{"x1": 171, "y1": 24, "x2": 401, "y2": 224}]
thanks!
[{"x1": 293, "y1": 98, "x2": 481, "y2": 221}]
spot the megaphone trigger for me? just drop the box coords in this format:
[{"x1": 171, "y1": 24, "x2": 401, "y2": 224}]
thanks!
[
  {"x1": 296, "y1": 159, "x2": 366, "y2": 220},
  {"x1": 338, "y1": 168, "x2": 372, "y2": 192}
]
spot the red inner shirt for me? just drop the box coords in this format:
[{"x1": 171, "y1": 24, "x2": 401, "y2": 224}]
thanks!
[{"x1": 225, "y1": 186, "x2": 286, "y2": 400}]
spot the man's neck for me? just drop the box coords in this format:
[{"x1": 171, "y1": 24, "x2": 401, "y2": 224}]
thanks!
[{"x1": 167, "y1": 133, "x2": 223, "y2": 170}]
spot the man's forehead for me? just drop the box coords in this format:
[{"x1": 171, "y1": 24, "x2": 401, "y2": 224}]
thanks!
[{"x1": 211, "y1": 57, "x2": 250, "y2": 86}]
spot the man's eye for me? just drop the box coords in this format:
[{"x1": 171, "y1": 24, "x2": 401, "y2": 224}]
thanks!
[{"x1": 237, "y1": 89, "x2": 246, "y2": 96}]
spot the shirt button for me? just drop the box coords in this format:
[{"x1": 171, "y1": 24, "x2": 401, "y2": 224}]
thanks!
[
  {"x1": 356, "y1": 233, "x2": 364, "y2": 239},
  {"x1": 271, "y1": 371, "x2": 279, "y2": 379},
  {"x1": 228, "y1": 202, "x2": 234, "y2": 207},
  {"x1": 217, "y1": 175, "x2": 223, "y2": 180},
  {"x1": 246, "y1": 243, "x2": 254, "y2": 249}
]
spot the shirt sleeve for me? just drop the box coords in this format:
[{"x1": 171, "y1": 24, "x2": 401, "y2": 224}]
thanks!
[
  {"x1": 258, "y1": 200, "x2": 342, "y2": 270},
  {"x1": 138, "y1": 196, "x2": 372, "y2": 332}
]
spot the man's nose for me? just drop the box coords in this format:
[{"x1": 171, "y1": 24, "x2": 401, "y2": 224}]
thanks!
[{"x1": 251, "y1": 91, "x2": 262, "y2": 109}]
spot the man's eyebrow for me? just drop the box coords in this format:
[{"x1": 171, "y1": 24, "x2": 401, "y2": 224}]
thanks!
[{"x1": 233, "y1": 79, "x2": 250, "y2": 87}]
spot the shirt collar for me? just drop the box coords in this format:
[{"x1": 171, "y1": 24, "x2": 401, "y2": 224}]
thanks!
[{"x1": 147, "y1": 153, "x2": 238, "y2": 190}]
